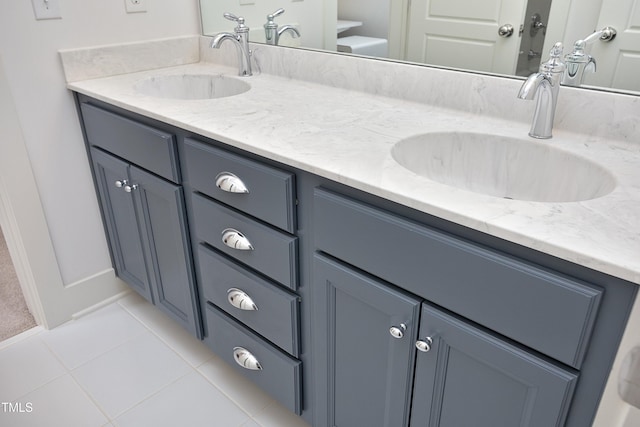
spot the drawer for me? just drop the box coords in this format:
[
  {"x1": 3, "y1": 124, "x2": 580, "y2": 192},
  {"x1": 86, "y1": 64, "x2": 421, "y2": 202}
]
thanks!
[
  {"x1": 314, "y1": 188, "x2": 602, "y2": 369},
  {"x1": 183, "y1": 138, "x2": 296, "y2": 233},
  {"x1": 192, "y1": 194, "x2": 298, "y2": 290},
  {"x1": 81, "y1": 103, "x2": 179, "y2": 183},
  {"x1": 198, "y1": 244, "x2": 300, "y2": 356},
  {"x1": 203, "y1": 303, "x2": 302, "y2": 415}
]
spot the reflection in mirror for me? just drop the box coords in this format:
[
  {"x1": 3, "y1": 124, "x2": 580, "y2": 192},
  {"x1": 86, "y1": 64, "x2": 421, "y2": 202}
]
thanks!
[{"x1": 199, "y1": 0, "x2": 640, "y2": 95}]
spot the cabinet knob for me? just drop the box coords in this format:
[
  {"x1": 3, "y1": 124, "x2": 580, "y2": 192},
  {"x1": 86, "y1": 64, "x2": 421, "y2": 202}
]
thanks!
[
  {"x1": 227, "y1": 288, "x2": 258, "y2": 311},
  {"x1": 216, "y1": 172, "x2": 249, "y2": 194},
  {"x1": 389, "y1": 323, "x2": 407, "y2": 339},
  {"x1": 114, "y1": 179, "x2": 128, "y2": 188},
  {"x1": 222, "y1": 228, "x2": 254, "y2": 251},
  {"x1": 123, "y1": 184, "x2": 138, "y2": 193},
  {"x1": 233, "y1": 346, "x2": 263, "y2": 370},
  {"x1": 416, "y1": 337, "x2": 433, "y2": 353}
]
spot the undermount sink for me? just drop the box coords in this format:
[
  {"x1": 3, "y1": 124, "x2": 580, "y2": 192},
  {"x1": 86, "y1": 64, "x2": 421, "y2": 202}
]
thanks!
[
  {"x1": 134, "y1": 74, "x2": 250, "y2": 100},
  {"x1": 391, "y1": 132, "x2": 616, "y2": 202}
]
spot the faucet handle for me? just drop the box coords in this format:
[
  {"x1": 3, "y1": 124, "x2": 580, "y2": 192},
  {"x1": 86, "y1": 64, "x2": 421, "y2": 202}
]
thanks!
[
  {"x1": 223, "y1": 12, "x2": 249, "y2": 33},
  {"x1": 540, "y1": 42, "x2": 565, "y2": 74},
  {"x1": 267, "y1": 8, "x2": 285, "y2": 21}
]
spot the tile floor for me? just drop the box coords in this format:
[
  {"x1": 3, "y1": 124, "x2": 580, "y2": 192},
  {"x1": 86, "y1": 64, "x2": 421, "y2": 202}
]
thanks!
[{"x1": 0, "y1": 292, "x2": 311, "y2": 427}]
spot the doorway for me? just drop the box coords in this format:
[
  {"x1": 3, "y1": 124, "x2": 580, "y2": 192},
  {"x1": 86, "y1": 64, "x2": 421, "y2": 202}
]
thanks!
[{"x1": 0, "y1": 225, "x2": 36, "y2": 342}]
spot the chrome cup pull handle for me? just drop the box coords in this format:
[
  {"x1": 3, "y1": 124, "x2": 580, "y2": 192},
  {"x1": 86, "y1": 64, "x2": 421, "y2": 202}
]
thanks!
[
  {"x1": 227, "y1": 288, "x2": 258, "y2": 311},
  {"x1": 222, "y1": 228, "x2": 254, "y2": 251},
  {"x1": 233, "y1": 346, "x2": 263, "y2": 370},
  {"x1": 215, "y1": 172, "x2": 249, "y2": 194}
]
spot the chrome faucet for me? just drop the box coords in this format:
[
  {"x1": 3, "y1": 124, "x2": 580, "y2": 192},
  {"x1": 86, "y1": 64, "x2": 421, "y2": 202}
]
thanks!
[
  {"x1": 518, "y1": 42, "x2": 565, "y2": 139},
  {"x1": 263, "y1": 8, "x2": 300, "y2": 46},
  {"x1": 562, "y1": 26, "x2": 616, "y2": 87},
  {"x1": 211, "y1": 13, "x2": 252, "y2": 77}
]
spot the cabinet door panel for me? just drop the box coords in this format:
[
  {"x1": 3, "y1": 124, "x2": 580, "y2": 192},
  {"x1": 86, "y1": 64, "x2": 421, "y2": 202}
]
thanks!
[
  {"x1": 91, "y1": 148, "x2": 153, "y2": 301},
  {"x1": 411, "y1": 304, "x2": 578, "y2": 427},
  {"x1": 313, "y1": 254, "x2": 421, "y2": 427},
  {"x1": 130, "y1": 166, "x2": 201, "y2": 338}
]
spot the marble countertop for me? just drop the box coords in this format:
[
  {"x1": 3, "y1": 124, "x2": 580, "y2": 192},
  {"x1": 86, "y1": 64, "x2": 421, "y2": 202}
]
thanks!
[{"x1": 66, "y1": 60, "x2": 640, "y2": 285}]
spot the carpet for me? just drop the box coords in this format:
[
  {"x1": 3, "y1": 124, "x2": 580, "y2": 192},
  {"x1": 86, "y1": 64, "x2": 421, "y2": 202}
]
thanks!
[{"x1": 0, "y1": 227, "x2": 36, "y2": 342}]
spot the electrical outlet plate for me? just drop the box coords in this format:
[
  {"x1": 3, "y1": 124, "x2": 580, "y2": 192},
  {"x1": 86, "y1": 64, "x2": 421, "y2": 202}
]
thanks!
[
  {"x1": 125, "y1": 0, "x2": 147, "y2": 13},
  {"x1": 31, "y1": 0, "x2": 62, "y2": 20}
]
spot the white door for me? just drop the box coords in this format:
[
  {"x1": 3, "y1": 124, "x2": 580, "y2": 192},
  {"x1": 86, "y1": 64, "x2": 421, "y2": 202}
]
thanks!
[
  {"x1": 586, "y1": 0, "x2": 640, "y2": 92},
  {"x1": 405, "y1": 0, "x2": 529, "y2": 75}
]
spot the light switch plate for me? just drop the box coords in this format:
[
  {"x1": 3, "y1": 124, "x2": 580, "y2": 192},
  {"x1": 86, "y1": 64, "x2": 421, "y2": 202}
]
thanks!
[
  {"x1": 31, "y1": 0, "x2": 62, "y2": 20},
  {"x1": 125, "y1": 0, "x2": 147, "y2": 13}
]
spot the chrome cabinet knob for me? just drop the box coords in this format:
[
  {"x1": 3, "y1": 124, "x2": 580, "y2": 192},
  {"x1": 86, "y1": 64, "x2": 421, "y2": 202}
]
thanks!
[
  {"x1": 215, "y1": 172, "x2": 249, "y2": 194},
  {"x1": 123, "y1": 184, "x2": 138, "y2": 193},
  {"x1": 389, "y1": 323, "x2": 407, "y2": 339},
  {"x1": 114, "y1": 179, "x2": 128, "y2": 188},
  {"x1": 233, "y1": 346, "x2": 262, "y2": 370},
  {"x1": 222, "y1": 228, "x2": 254, "y2": 250},
  {"x1": 498, "y1": 24, "x2": 514, "y2": 38},
  {"x1": 227, "y1": 288, "x2": 258, "y2": 311},
  {"x1": 416, "y1": 337, "x2": 433, "y2": 353}
]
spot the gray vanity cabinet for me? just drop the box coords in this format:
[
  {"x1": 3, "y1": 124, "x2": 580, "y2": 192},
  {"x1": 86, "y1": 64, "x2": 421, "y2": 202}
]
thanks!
[
  {"x1": 81, "y1": 102, "x2": 201, "y2": 338},
  {"x1": 91, "y1": 148, "x2": 153, "y2": 302},
  {"x1": 411, "y1": 304, "x2": 577, "y2": 427},
  {"x1": 313, "y1": 254, "x2": 420, "y2": 427}
]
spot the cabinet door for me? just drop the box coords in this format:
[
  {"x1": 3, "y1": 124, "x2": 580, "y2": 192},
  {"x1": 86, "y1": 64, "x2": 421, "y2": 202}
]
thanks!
[
  {"x1": 411, "y1": 304, "x2": 578, "y2": 427},
  {"x1": 313, "y1": 254, "x2": 421, "y2": 427},
  {"x1": 91, "y1": 148, "x2": 153, "y2": 301},
  {"x1": 130, "y1": 165, "x2": 201, "y2": 338}
]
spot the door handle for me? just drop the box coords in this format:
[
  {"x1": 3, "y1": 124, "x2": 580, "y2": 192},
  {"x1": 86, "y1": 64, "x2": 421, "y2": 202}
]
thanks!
[{"x1": 498, "y1": 24, "x2": 514, "y2": 38}]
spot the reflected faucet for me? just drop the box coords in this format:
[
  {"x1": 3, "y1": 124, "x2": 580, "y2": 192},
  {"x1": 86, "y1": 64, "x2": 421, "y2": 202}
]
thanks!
[
  {"x1": 518, "y1": 42, "x2": 565, "y2": 139},
  {"x1": 562, "y1": 26, "x2": 617, "y2": 87},
  {"x1": 264, "y1": 8, "x2": 300, "y2": 46},
  {"x1": 211, "y1": 13, "x2": 252, "y2": 77}
]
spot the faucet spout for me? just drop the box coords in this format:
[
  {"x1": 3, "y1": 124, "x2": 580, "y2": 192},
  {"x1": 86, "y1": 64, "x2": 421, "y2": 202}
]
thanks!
[
  {"x1": 518, "y1": 42, "x2": 565, "y2": 139},
  {"x1": 210, "y1": 13, "x2": 253, "y2": 77},
  {"x1": 277, "y1": 25, "x2": 300, "y2": 41},
  {"x1": 518, "y1": 73, "x2": 556, "y2": 139}
]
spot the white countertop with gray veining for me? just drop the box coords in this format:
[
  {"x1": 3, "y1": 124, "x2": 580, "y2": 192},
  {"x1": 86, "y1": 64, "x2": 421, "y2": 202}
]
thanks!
[{"x1": 62, "y1": 38, "x2": 640, "y2": 285}]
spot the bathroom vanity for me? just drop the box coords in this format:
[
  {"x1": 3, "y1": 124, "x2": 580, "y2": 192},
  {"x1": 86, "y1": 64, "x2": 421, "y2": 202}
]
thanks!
[{"x1": 63, "y1": 36, "x2": 640, "y2": 427}]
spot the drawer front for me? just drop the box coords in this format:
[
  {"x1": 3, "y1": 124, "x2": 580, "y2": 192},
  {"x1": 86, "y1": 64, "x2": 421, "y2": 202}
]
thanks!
[
  {"x1": 203, "y1": 303, "x2": 302, "y2": 415},
  {"x1": 183, "y1": 138, "x2": 296, "y2": 233},
  {"x1": 81, "y1": 103, "x2": 179, "y2": 183},
  {"x1": 198, "y1": 244, "x2": 300, "y2": 356},
  {"x1": 314, "y1": 188, "x2": 602, "y2": 369},
  {"x1": 192, "y1": 194, "x2": 298, "y2": 290}
]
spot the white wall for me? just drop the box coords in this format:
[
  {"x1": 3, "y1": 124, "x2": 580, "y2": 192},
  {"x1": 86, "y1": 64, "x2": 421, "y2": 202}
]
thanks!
[{"x1": 0, "y1": 0, "x2": 200, "y2": 326}]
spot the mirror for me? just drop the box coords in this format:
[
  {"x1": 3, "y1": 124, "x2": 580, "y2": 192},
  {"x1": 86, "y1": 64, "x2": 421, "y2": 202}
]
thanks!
[{"x1": 200, "y1": 0, "x2": 640, "y2": 95}]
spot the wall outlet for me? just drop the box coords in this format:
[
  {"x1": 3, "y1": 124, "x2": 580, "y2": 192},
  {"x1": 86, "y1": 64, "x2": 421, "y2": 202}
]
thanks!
[
  {"x1": 125, "y1": 0, "x2": 147, "y2": 13},
  {"x1": 31, "y1": 0, "x2": 62, "y2": 20}
]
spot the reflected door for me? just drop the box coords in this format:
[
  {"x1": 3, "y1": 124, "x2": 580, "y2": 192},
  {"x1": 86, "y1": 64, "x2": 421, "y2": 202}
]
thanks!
[
  {"x1": 587, "y1": 0, "x2": 640, "y2": 92},
  {"x1": 405, "y1": 0, "x2": 528, "y2": 74}
]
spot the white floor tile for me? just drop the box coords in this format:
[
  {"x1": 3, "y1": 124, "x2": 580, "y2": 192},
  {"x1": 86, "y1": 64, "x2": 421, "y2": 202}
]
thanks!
[
  {"x1": 72, "y1": 332, "x2": 191, "y2": 418},
  {"x1": 252, "y1": 400, "x2": 312, "y2": 427},
  {"x1": 240, "y1": 419, "x2": 262, "y2": 427},
  {"x1": 198, "y1": 355, "x2": 273, "y2": 417},
  {"x1": 0, "y1": 336, "x2": 66, "y2": 401},
  {"x1": 118, "y1": 293, "x2": 212, "y2": 367},
  {"x1": 0, "y1": 374, "x2": 108, "y2": 427},
  {"x1": 114, "y1": 371, "x2": 250, "y2": 427},
  {"x1": 41, "y1": 303, "x2": 148, "y2": 369}
]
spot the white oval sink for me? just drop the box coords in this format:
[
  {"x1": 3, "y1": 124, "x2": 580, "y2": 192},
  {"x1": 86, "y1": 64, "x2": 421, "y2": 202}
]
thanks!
[
  {"x1": 134, "y1": 74, "x2": 250, "y2": 100},
  {"x1": 391, "y1": 132, "x2": 616, "y2": 202}
]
